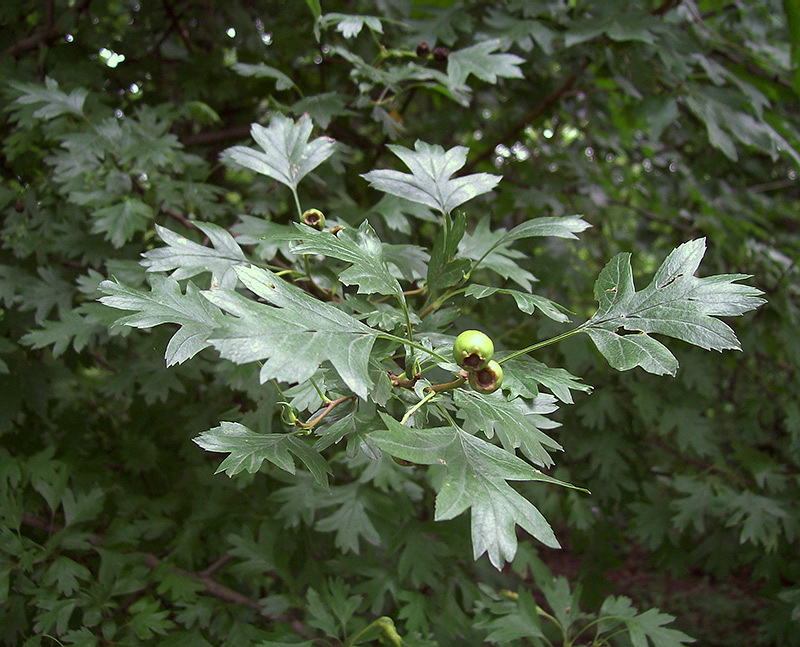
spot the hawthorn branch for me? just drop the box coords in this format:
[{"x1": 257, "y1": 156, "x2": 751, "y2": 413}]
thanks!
[{"x1": 20, "y1": 513, "x2": 315, "y2": 639}]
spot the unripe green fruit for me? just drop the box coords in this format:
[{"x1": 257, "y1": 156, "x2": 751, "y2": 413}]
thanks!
[
  {"x1": 301, "y1": 208, "x2": 326, "y2": 230},
  {"x1": 469, "y1": 360, "x2": 503, "y2": 393},
  {"x1": 453, "y1": 330, "x2": 494, "y2": 370}
]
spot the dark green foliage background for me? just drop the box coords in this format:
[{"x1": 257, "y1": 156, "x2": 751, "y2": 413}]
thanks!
[{"x1": 1, "y1": 1, "x2": 798, "y2": 645}]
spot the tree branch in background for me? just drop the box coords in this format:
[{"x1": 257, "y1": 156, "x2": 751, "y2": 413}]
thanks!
[
  {"x1": 4, "y1": 0, "x2": 92, "y2": 56},
  {"x1": 20, "y1": 513, "x2": 315, "y2": 640},
  {"x1": 461, "y1": 66, "x2": 585, "y2": 175}
]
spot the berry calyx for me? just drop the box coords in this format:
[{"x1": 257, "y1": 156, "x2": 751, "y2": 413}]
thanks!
[
  {"x1": 453, "y1": 330, "x2": 494, "y2": 370},
  {"x1": 469, "y1": 360, "x2": 504, "y2": 394},
  {"x1": 301, "y1": 208, "x2": 326, "y2": 230}
]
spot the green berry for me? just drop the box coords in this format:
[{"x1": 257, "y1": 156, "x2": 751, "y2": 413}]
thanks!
[
  {"x1": 453, "y1": 330, "x2": 494, "y2": 370},
  {"x1": 469, "y1": 360, "x2": 503, "y2": 394},
  {"x1": 301, "y1": 208, "x2": 326, "y2": 230}
]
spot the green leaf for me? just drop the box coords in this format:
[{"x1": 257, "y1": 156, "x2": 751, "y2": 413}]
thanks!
[
  {"x1": 10, "y1": 77, "x2": 88, "y2": 120},
  {"x1": 305, "y1": 0, "x2": 321, "y2": 19},
  {"x1": 142, "y1": 223, "x2": 248, "y2": 289},
  {"x1": 194, "y1": 421, "x2": 330, "y2": 486},
  {"x1": 477, "y1": 590, "x2": 546, "y2": 643},
  {"x1": 585, "y1": 239, "x2": 765, "y2": 375},
  {"x1": 454, "y1": 390, "x2": 563, "y2": 467},
  {"x1": 497, "y1": 354, "x2": 592, "y2": 404},
  {"x1": 465, "y1": 284, "x2": 571, "y2": 323},
  {"x1": 203, "y1": 265, "x2": 380, "y2": 398},
  {"x1": 224, "y1": 114, "x2": 336, "y2": 192},
  {"x1": 98, "y1": 275, "x2": 225, "y2": 366},
  {"x1": 460, "y1": 216, "x2": 590, "y2": 289},
  {"x1": 313, "y1": 401, "x2": 381, "y2": 457},
  {"x1": 447, "y1": 39, "x2": 525, "y2": 87},
  {"x1": 291, "y1": 92, "x2": 355, "y2": 129},
  {"x1": 21, "y1": 306, "x2": 103, "y2": 357},
  {"x1": 370, "y1": 413, "x2": 564, "y2": 568},
  {"x1": 321, "y1": 13, "x2": 383, "y2": 39},
  {"x1": 787, "y1": 0, "x2": 800, "y2": 96},
  {"x1": 370, "y1": 194, "x2": 437, "y2": 233},
  {"x1": 315, "y1": 486, "x2": 381, "y2": 553},
  {"x1": 231, "y1": 62, "x2": 296, "y2": 91},
  {"x1": 92, "y1": 198, "x2": 154, "y2": 248},
  {"x1": 290, "y1": 222, "x2": 402, "y2": 298},
  {"x1": 361, "y1": 141, "x2": 501, "y2": 214},
  {"x1": 598, "y1": 597, "x2": 695, "y2": 647},
  {"x1": 427, "y1": 212, "x2": 470, "y2": 294},
  {"x1": 484, "y1": 9, "x2": 555, "y2": 54}
]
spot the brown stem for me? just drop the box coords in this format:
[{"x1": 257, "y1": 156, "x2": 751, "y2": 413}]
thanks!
[
  {"x1": 373, "y1": 285, "x2": 427, "y2": 304},
  {"x1": 296, "y1": 395, "x2": 354, "y2": 428},
  {"x1": 429, "y1": 373, "x2": 467, "y2": 392},
  {"x1": 199, "y1": 553, "x2": 234, "y2": 577}
]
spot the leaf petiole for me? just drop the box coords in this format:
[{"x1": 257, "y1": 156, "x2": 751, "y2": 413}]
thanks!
[{"x1": 498, "y1": 321, "x2": 592, "y2": 364}]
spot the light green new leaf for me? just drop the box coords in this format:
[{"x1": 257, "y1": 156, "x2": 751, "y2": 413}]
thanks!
[
  {"x1": 98, "y1": 275, "x2": 224, "y2": 366},
  {"x1": 361, "y1": 141, "x2": 501, "y2": 214},
  {"x1": 290, "y1": 222, "x2": 402, "y2": 298},
  {"x1": 203, "y1": 265, "x2": 380, "y2": 398},
  {"x1": 193, "y1": 421, "x2": 330, "y2": 487},
  {"x1": 142, "y1": 223, "x2": 247, "y2": 289},
  {"x1": 586, "y1": 238, "x2": 765, "y2": 375},
  {"x1": 447, "y1": 39, "x2": 525, "y2": 87},
  {"x1": 224, "y1": 114, "x2": 336, "y2": 191},
  {"x1": 465, "y1": 284, "x2": 571, "y2": 323},
  {"x1": 370, "y1": 413, "x2": 572, "y2": 568},
  {"x1": 454, "y1": 391, "x2": 562, "y2": 467}
]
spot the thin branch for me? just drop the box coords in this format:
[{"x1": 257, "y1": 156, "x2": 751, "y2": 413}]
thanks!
[
  {"x1": 651, "y1": 0, "x2": 680, "y2": 16},
  {"x1": 461, "y1": 65, "x2": 586, "y2": 175},
  {"x1": 199, "y1": 553, "x2": 234, "y2": 577},
  {"x1": 4, "y1": 0, "x2": 92, "y2": 56},
  {"x1": 181, "y1": 124, "x2": 251, "y2": 147},
  {"x1": 21, "y1": 513, "x2": 315, "y2": 639},
  {"x1": 745, "y1": 179, "x2": 798, "y2": 193}
]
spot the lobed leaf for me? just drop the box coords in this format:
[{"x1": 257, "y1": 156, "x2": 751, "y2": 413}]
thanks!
[
  {"x1": 361, "y1": 141, "x2": 501, "y2": 214},
  {"x1": 586, "y1": 239, "x2": 765, "y2": 375},
  {"x1": 370, "y1": 413, "x2": 582, "y2": 568},
  {"x1": 142, "y1": 223, "x2": 247, "y2": 289},
  {"x1": 224, "y1": 114, "x2": 336, "y2": 192},
  {"x1": 194, "y1": 421, "x2": 330, "y2": 487},
  {"x1": 290, "y1": 222, "x2": 402, "y2": 298},
  {"x1": 203, "y1": 265, "x2": 380, "y2": 398},
  {"x1": 98, "y1": 275, "x2": 225, "y2": 366}
]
